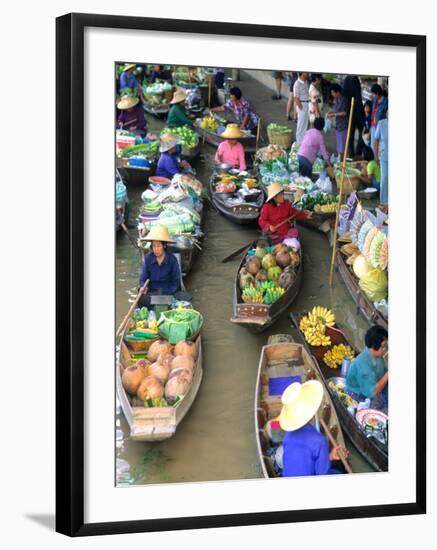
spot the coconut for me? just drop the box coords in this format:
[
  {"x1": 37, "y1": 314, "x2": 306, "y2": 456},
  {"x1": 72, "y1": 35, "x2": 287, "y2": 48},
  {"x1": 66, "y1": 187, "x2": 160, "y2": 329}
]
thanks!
[
  {"x1": 135, "y1": 358, "x2": 151, "y2": 370},
  {"x1": 246, "y1": 255, "x2": 261, "y2": 275},
  {"x1": 165, "y1": 374, "x2": 191, "y2": 404},
  {"x1": 239, "y1": 269, "x2": 255, "y2": 290},
  {"x1": 122, "y1": 364, "x2": 148, "y2": 395},
  {"x1": 273, "y1": 243, "x2": 289, "y2": 256},
  {"x1": 255, "y1": 246, "x2": 267, "y2": 259},
  {"x1": 268, "y1": 266, "x2": 282, "y2": 282},
  {"x1": 137, "y1": 376, "x2": 164, "y2": 401},
  {"x1": 168, "y1": 367, "x2": 193, "y2": 384},
  {"x1": 261, "y1": 253, "x2": 277, "y2": 270},
  {"x1": 278, "y1": 270, "x2": 295, "y2": 288},
  {"x1": 148, "y1": 340, "x2": 173, "y2": 362},
  {"x1": 174, "y1": 340, "x2": 197, "y2": 358},
  {"x1": 289, "y1": 251, "x2": 300, "y2": 268},
  {"x1": 255, "y1": 268, "x2": 268, "y2": 282},
  {"x1": 157, "y1": 352, "x2": 174, "y2": 369},
  {"x1": 171, "y1": 355, "x2": 195, "y2": 372},
  {"x1": 148, "y1": 361, "x2": 171, "y2": 384},
  {"x1": 276, "y1": 251, "x2": 291, "y2": 268}
]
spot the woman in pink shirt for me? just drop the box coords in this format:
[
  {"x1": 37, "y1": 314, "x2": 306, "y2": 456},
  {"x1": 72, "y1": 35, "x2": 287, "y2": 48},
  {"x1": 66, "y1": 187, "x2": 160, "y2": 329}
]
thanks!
[
  {"x1": 297, "y1": 117, "x2": 332, "y2": 178},
  {"x1": 214, "y1": 124, "x2": 246, "y2": 171}
]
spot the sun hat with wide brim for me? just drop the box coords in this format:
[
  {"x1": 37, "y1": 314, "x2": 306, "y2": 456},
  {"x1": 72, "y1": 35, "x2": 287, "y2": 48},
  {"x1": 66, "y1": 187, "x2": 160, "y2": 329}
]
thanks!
[
  {"x1": 278, "y1": 380, "x2": 324, "y2": 432},
  {"x1": 219, "y1": 123, "x2": 245, "y2": 139},
  {"x1": 143, "y1": 225, "x2": 175, "y2": 243},
  {"x1": 170, "y1": 89, "x2": 187, "y2": 104},
  {"x1": 122, "y1": 63, "x2": 136, "y2": 72},
  {"x1": 159, "y1": 133, "x2": 182, "y2": 152},
  {"x1": 117, "y1": 95, "x2": 140, "y2": 110},
  {"x1": 266, "y1": 182, "x2": 285, "y2": 202}
]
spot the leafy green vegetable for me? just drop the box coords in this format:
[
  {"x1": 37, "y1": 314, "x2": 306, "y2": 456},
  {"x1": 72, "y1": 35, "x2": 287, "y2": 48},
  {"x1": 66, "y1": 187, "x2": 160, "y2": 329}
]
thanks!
[{"x1": 267, "y1": 123, "x2": 293, "y2": 134}]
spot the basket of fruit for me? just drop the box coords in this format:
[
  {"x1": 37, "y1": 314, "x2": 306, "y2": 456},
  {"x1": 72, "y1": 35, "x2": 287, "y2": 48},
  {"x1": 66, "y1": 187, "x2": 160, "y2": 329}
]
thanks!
[{"x1": 267, "y1": 123, "x2": 293, "y2": 149}]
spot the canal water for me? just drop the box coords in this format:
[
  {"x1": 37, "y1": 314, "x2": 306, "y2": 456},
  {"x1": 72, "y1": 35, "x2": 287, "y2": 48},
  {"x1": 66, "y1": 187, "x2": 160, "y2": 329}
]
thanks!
[{"x1": 116, "y1": 81, "x2": 373, "y2": 486}]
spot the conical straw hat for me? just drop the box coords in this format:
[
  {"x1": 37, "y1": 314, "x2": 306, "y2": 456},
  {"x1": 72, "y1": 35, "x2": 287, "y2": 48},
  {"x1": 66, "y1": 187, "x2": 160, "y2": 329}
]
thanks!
[
  {"x1": 278, "y1": 380, "x2": 324, "y2": 432},
  {"x1": 123, "y1": 63, "x2": 136, "y2": 72},
  {"x1": 220, "y1": 123, "x2": 245, "y2": 139},
  {"x1": 143, "y1": 225, "x2": 175, "y2": 243},
  {"x1": 266, "y1": 182, "x2": 285, "y2": 202},
  {"x1": 170, "y1": 89, "x2": 187, "y2": 104},
  {"x1": 117, "y1": 95, "x2": 140, "y2": 110}
]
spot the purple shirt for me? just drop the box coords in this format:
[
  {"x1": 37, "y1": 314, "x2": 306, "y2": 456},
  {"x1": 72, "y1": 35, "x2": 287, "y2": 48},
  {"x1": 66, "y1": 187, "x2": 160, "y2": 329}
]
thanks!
[
  {"x1": 282, "y1": 424, "x2": 331, "y2": 477},
  {"x1": 298, "y1": 128, "x2": 329, "y2": 163},
  {"x1": 156, "y1": 152, "x2": 180, "y2": 179},
  {"x1": 117, "y1": 107, "x2": 145, "y2": 132},
  {"x1": 334, "y1": 94, "x2": 348, "y2": 131}
]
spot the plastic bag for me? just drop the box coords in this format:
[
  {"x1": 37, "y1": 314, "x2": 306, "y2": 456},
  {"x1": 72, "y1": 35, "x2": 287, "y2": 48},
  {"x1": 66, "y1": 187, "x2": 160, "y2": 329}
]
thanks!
[
  {"x1": 358, "y1": 269, "x2": 388, "y2": 302},
  {"x1": 315, "y1": 175, "x2": 332, "y2": 194}
]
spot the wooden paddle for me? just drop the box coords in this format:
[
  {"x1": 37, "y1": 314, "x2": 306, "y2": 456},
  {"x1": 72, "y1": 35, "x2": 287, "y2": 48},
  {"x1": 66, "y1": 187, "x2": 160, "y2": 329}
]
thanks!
[
  {"x1": 319, "y1": 417, "x2": 353, "y2": 474},
  {"x1": 221, "y1": 214, "x2": 297, "y2": 263},
  {"x1": 116, "y1": 279, "x2": 150, "y2": 338},
  {"x1": 121, "y1": 223, "x2": 140, "y2": 250}
]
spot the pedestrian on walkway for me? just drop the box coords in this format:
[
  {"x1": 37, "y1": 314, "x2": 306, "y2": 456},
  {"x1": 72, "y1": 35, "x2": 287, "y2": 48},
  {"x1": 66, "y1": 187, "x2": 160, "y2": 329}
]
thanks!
[
  {"x1": 293, "y1": 72, "x2": 310, "y2": 146},
  {"x1": 343, "y1": 75, "x2": 366, "y2": 157},
  {"x1": 370, "y1": 84, "x2": 388, "y2": 151},
  {"x1": 308, "y1": 73, "x2": 324, "y2": 126},
  {"x1": 285, "y1": 72, "x2": 298, "y2": 121},
  {"x1": 272, "y1": 71, "x2": 283, "y2": 100},
  {"x1": 374, "y1": 112, "x2": 388, "y2": 205},
  {"x1": 327, "y1": 83, "x2": 349, "y2": 157},
  {"x1": 297, "y1": 118, "x2": 332, "y2": 178}
]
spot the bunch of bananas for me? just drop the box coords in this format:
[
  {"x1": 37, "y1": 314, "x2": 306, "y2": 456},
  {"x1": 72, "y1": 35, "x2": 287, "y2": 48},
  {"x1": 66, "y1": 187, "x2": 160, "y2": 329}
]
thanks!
[
  {"x1": 201, "y1": 116, "x2": 219, "y2": 132},
  {"x1": 242, "y1": 286, "x2": 264, "y2": 304},
  {"x1": 299, "y1": 306, "x2": 336, "y2": 347},
  {"x1": 148, "y1": 319, "x2": 158, "y2": 333},
  {"x1": 323, "y1": 344, "x2": 355, "y2": 369},
  {"x1": 136, "y1": 320, "x2": 148, "y2": 329},
  {"x1": 144, "y1": 397, "x2": 168, "y2": 408},
  {"x1": 314, "y1": 203, "x2": 338, "y2": 213},
  {"x1": 263, "y1": 287, "x2": 285, "y2": 305}
]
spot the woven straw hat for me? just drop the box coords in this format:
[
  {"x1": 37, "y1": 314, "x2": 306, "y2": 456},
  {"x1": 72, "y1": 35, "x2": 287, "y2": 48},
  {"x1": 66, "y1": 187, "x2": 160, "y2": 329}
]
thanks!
[
  {"x1": 159, "y1": 133, "x2": 181, "y2": 152},
  {"x1": 143, "y1": 225, "x2": 175, "y2": 243},
  {"x1": 123, "y1": 63, "x2": 136, "y2": 72},
  {"x1": 170, "y1": 89, "x2": 187, "y2": 104},
  {"x1": 220, "y1": 123, "x2": 245, "y2": 139},
  {"x1": 278, "y1": 380, "x2": 324, "y2": 432},
  {"x1": 117, "y1": 95, "x2": 140, "y2": 110},
  {"x1": 266, "y1": 182, "x2": 285, "y2": 202}
]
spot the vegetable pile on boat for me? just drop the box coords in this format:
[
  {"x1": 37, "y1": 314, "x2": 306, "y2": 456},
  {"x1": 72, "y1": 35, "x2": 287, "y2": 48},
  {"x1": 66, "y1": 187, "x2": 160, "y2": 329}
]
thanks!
[
  {"x1": 299, "y1": 306, "x2": 336, "y2": 347},
  {"x1": 296, "y1": 192, "x2": 339, "y2": 213},
  {"x1": 124, "y1": 308, "x2": 159, "y2": 343},
  {"x1": 214, "y1": 173, "x2": 258, "y2": 190},
  {"x1": 267, "y1": 123, "x2": 293, "y2": 134},
  {"x1": 255, "y1": 144, "x2": 287, "y2": 162},
  {"x1": 160, "y1": 126, "x2": 199, "y2": 149},
  {"x1": 238, "y1": 243, "x2": 300, "y2": 305},
  {"x1": 118, "y1": 141, "x2": 160, "y2": 159},
  {"x1": 121, "y1": 337, "x2": 200, "y2": 407},
  {"x1": 327, "y1": 379, "x2": 357, "y2": 407},
  {"x1": 157, "y1": 308, "x2": 203, "y2": 344},
  {"x1": 142, "y1": 81, "x2": 173, "y2": 105}
]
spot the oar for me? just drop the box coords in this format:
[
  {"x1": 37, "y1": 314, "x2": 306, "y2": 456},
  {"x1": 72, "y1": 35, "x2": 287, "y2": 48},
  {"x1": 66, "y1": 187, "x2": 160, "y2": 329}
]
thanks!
[
  {"x1": 319, "y1": 417, "x2": 353, "y2": 474},
  {"x1": 121, "y1": 223, "x2": 140, "y2": 250},
  {"x1": 221, "y1": 214, "x2": 297, "y2": 263},
  {"x1": 116, "y1": 279, "x2": 150, "y2": 338}
]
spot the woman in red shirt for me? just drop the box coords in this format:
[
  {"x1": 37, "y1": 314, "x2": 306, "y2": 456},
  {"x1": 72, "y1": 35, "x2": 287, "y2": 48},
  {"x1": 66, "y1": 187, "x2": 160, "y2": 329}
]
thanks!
[{"x1": 259, "y1": 182, "x2": 312, "y2": 243}]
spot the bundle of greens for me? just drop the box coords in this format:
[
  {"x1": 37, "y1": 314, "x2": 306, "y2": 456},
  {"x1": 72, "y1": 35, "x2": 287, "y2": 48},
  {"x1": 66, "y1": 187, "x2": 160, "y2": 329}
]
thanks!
[
  {"x1": 158, "y1": 309, "x2": 203, "y2": 344},
  {"x1": 119, "y1": 141, "x2": 160, "y2": 159}
]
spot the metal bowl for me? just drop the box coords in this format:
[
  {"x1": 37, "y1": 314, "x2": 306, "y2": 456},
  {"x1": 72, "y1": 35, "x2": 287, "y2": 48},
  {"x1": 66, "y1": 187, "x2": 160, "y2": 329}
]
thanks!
[
  {"x1": 216, "y1": 162, "x2": 233, "y2": 172},
  {"x1": 328, "y1": 376, "x2": 346, "y2": 389}
]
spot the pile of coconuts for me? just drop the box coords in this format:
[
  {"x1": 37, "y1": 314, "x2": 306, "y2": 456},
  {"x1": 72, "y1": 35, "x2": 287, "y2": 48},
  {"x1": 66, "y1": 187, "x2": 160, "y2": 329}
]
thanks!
[
  {"x1": 121, "y1": 339, "x2": 198, "y2": 406},
  {"x1": 239, "y1": 240, "x2": 300, "y2": 291}
]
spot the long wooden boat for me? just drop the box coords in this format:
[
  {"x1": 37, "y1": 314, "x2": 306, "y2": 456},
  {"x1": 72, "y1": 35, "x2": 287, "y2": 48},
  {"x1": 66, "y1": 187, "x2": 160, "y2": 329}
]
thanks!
[
  {"x1": 116, "y1": 157, "x2": 156, "y2": 187},
  {"x1": 195, "y1": 125, "x2": 257, "y2": 153},
  {"x1": 290, "y1": 313, "x2": 388, "y2": 472},
  {"x1": 230, "y1": 242, "x2": 303, "y2": 333},
  {"x1": 181, "y1": 141, "x2": 201, "y2": 162},
  {"x1": 255, "y1": 334, "x2": 349, "y2": 478},
  {"x1": 116, "y1": 326, "x2": 203, "y2": 442},
  {"x1": 335, "y1": 250, "x2": 388, "y2": 330},
  {"x1": 209, "y1": 180, "x2": 264, "y2": 225}
]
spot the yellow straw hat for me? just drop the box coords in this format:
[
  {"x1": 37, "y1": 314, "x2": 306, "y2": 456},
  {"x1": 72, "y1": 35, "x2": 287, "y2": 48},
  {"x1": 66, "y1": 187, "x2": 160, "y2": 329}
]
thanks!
[
  {"x1": 143, "y1": 225, "x2": 175, "y2": 243},
  {"x1": 123, "y1": 63, "x2": 136, "y2": 72},
  {"x1": 159, "y1": 133, "x2": 181, "y2": 153},
  {"x1": 117, "y1": 95, "x2": 140, "y2": 110},
  {"x1": 278, "y1": 380, "x2": 324, "y2": 432},
  {"x1": 170, "y1": 89, "x2": 187, "y2": 104},
  {"x1": 220, "y1": 123, "x2": 245, "y2": 139},
  {"x1": 266, "y1": 182, "x2": 285, "y2": 202}
]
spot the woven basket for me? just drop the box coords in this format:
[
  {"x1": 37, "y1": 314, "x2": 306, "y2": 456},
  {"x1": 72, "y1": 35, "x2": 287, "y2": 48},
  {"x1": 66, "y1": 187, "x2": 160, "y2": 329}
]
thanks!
[
  {"x1": 336, "y1": 173, "x2": 361, "y2": 195},
  {"x1": 267, "y1": 128, "x2": 293, "y2": 149},
  {"x1": 124, "y1": 335, "x2": 160, "y2": 352}
]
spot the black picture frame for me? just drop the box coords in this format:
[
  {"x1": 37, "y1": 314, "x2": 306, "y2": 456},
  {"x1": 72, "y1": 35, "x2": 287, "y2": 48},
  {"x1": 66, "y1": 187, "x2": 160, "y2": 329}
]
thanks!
[{"x1": 56, "y1": 12, "x2": 426, "y2": 537}]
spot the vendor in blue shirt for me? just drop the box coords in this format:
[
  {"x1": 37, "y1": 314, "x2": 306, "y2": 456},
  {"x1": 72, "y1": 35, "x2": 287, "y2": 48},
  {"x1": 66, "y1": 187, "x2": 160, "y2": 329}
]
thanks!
[
  {"x1": 119, "y1": 63, "x2": 141, "y2": 95},
  {"x1": 346, "y1": 325, "x2": 388, "y2": 412},
  {"x1": 278, "y1": 380, "x2": 349, "y2": 477},
  {"x1": 156, "y1": 134, "x2": 192, "y2": 180},
  {"x1": 138, "y1": 225, "x2": 182, "y2": 307}
]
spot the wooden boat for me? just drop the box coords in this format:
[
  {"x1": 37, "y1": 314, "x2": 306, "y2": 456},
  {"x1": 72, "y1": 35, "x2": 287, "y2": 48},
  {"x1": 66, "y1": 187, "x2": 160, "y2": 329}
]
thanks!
[
  {"x1": 255, "y1": 334, "x2": 349, "y2": 478},
  {"x1": 209, "y1": 179, "x2": 264, "y2": 225},
  {"x1": 116, "y1": 157, "x2": 156, "y2": 187},
  {"x1": 141, "y1": 97, "x2": 170, "y2": 118},
  {"x1": 195, "y1": 124, "x2": 257, "y2": 153},
  {"x1": 116, "y1": 322, "x2": 203, "y2": 442},
  {"x1": 230, "y1": 242, "x2": 303, "y2": 333},
  {"x1": 335, "y1": 250, "x2": 388, "y2": 330},
  {"x1": 181, "y1": 141, "x2": 201, "y2": 162},
  {"x1": 290, "y1": 313, "x2": 388, "y2": 472}
]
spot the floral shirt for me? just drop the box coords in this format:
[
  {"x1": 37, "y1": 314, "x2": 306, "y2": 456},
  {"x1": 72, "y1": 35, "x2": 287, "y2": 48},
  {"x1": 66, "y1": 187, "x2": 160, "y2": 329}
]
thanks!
[{"x1": 223, "y1": 97, "x2": 259, "y2": 131}]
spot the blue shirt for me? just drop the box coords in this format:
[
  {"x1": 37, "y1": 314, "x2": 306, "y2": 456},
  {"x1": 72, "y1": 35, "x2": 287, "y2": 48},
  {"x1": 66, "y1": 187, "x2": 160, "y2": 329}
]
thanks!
[
  {"x1": 374, "y1": 118, "x2": 388, "y2": 162},
  {"x1": 139, "y1": 251, "x2": 181, "y2": 295},
  {"x1": 156, "y1": 152, "x2": 181, "y2": 179},
  {"x1": 120, "y1": 71, "x2": 139, "y2": 91},
  {"x1": 346, "y1": 347, "x2": 387, "y2": 398},
  {"x1": 282, "y1": 424, "x2": 330, "y2": 477}
]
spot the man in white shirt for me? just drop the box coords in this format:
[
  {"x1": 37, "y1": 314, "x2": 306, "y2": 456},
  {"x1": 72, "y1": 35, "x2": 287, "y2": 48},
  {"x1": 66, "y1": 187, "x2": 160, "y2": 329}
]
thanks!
[{"x1": 293, "y1": 72, "x2": 310, "y2": 146}]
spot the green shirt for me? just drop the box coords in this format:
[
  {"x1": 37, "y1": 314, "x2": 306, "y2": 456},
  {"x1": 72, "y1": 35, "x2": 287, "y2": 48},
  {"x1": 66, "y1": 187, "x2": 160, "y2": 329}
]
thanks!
[
  {"x1": 367, "y1": 160, "x2": 381, "y2": 184},
  {"x1": 346, "y1": 347, "x2": 387, "y2": 398},
  {"x1": 167, "y1": 104, "x2": 193, "y2": 128}
]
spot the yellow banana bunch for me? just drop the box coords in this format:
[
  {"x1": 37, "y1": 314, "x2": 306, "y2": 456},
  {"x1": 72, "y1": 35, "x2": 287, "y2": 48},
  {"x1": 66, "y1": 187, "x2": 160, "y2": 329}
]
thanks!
[
  {"x1": 148, "y1": 319, "x2": 158, "y2": 333},
  {"x1": 310, "y1": 306, "x2": 336, "y2": 327},
  {"x1": 323, "y1": 344, "x2": 355, "y2": 369},
  {"x1": 299, "y1": 307, "x2": 335, "y2": 347},
  {"x1": 314, "y1": 203, "x2": 338, "y2": 213}
]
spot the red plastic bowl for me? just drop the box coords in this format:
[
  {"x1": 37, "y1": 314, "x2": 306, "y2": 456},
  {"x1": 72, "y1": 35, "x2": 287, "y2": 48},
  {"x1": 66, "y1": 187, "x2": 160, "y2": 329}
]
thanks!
[{"x1": 149, "y1": 176, "x2": 171, "y2": 185}]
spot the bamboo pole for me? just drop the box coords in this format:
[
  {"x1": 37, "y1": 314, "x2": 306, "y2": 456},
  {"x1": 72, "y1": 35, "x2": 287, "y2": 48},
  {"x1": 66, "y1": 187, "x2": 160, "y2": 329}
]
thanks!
[
  {"x1": 208, "y1": 76, "x2": 212, "y2": 108},
  {"x1": 116, "y1": 279, "x2": 150, "y2": 337},
  {"x1": 329, "y1": 97, "x2": 355, "y2": 287},
  {"x1": 255, "y1": 118, "x2": 261, "y2": 151},
  {"x1": 319, "y1": 418, "x2": 353, "y2": 474}
]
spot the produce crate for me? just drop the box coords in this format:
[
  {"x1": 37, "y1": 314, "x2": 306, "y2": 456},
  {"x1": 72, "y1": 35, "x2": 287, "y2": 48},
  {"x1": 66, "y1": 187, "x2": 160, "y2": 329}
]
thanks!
[{"x1": 267, "y1": 128, "x2": 293, "y2": 149}]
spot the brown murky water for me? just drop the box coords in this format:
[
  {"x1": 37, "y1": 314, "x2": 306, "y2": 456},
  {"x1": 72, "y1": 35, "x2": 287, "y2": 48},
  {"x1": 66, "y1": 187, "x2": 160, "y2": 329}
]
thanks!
[{"x1": 115, "y1": 78, "x2": 373, "y2": 486}]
